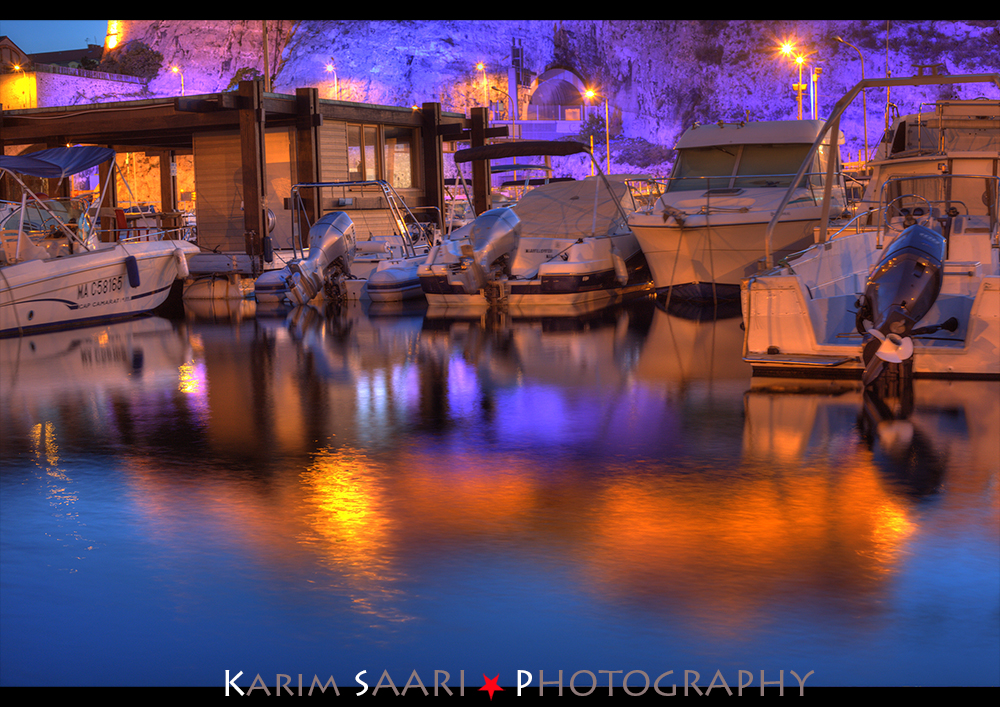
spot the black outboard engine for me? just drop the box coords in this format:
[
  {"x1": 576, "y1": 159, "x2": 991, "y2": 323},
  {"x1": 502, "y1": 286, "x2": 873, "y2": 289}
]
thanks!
[{"x1": 858, "y1": 224, "x2": 947, "y2": 385}]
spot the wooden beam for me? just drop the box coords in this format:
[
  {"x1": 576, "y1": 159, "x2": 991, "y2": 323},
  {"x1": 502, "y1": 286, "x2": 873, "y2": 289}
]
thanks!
[
  {"x1": 437, "y1": 123, "x2": 508, "y2": 141},
  {"x1": 294, "y1": 87, "x2": 321, "y2": 243},
  {"x1": 470, "y1": 107, "x2": 490, "y2": 215},
  {"x1": 421, "y1": 102, "x2": 445, "y2": 234},
  {"x1": 155, "y1": 150, "x2": 177, "y2": 235},
  {"x1": 239, "y1": 80, "x2": 267, "y2": 273},
  {"x1": 98, "y1": 153, "x2": 117, "y2": 242}
]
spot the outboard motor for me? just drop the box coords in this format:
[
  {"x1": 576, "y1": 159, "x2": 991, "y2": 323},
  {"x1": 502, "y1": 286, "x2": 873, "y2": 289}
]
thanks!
[
  {"x1": 287, "y1": 212, "x2": 356, "y2": 305},
  {"x1": 445, "y1": 208, "x2": 520, "y2": 294},
  {"x1": 857, "y1": 224, "x2": 947, "y2": 385}
]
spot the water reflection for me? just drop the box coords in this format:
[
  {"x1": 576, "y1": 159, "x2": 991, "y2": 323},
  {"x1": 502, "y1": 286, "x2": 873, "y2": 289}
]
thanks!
[{"x1": 1, "y1": 300, "x2": 996, "y2": 686}]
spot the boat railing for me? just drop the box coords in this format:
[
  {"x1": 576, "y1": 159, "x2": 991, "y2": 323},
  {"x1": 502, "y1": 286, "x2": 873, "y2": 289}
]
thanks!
[
  {"x1": 816, "y1": 207, "x2": 881, "y2": 246},
  {"x1": 118, "y1": 227, "x2": 194, "y2": 244},
  {"x1": 288, "y1": 180, "x2": 423, "y2": 260},
  {"x1": 763, "y1": 72, "x2": 1000, "y2": 268}
]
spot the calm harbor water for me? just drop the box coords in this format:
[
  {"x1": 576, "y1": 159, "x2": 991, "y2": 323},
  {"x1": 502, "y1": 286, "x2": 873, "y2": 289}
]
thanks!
[{"x1": 1, "y1": 295, "x2": 997, "y2": 689}]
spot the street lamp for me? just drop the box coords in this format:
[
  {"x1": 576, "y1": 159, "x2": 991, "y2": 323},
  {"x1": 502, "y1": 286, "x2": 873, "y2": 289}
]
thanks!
[
  {"x1": 171, "y1": 65, "x2": 185, "y2": 96},
  {"x1": 476, "y1": 62, "x2": 488, "y2": 115},
  {"x1": 585, "y1": 88, "x2": 611, "y2": 174},
  {"x1": 490, "y1": 85, "x2": 518, "y2": 138},
  {"x1": 325, "y1": 60, "x2": 339, "y2": 100},
  {"x1": 780, "y1": 42, "x2": 806, "y2": 120},
  {"x1": 835, "y1": 36, "x2": 869, "y2": 162}
]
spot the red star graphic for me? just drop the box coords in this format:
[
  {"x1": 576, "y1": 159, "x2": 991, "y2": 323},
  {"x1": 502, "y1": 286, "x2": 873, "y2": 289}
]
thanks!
[{"x1": 480, "y1": 674, "x2": 503, "y2": 700}]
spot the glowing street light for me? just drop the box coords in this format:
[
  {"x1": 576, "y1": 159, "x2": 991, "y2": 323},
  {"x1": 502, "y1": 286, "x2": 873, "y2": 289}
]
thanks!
[
  {"x1": 171, "y1": 65, "x2": 185, "y2": 96},
  {"x1": 476, "y1": 62, "x2": 488, "y2": 112},
  {"x1": 783, "y1": 47, "x2": 807, "y2": 120},
  {"x1": 325, "y1": 59, "x2": 339, "y2": 100},
  {"x1": 779, "y1": 40, "x2": 820, "y2": 120},
  {"x1": 585, "y1": 88, "x2": 611, "y2": 174}
]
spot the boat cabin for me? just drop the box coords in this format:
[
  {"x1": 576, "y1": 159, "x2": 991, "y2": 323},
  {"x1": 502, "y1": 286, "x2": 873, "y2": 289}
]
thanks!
[
  {"x1": 666, "y1": 120, "x2": 842, "y2": 193},
  {"x1": 876, "y1": 99, "x2": 1000, "y2": 160}
]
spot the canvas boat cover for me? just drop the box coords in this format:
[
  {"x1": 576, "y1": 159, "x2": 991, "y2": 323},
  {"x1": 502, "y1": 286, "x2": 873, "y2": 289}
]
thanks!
[
  {"x1": 511, "y1": 177, "x2": 631, "y2": 238},
  {"x1": 0, "y1": 146, "x2": 116, "y2": 179}
]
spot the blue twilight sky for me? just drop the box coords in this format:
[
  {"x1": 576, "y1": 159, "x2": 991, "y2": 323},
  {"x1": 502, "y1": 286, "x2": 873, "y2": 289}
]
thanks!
[{"x1": 0, "y1": 20, "x2": 110, "y2": 54}]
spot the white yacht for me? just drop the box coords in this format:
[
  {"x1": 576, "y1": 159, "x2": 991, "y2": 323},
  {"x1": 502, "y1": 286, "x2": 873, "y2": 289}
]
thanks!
[
  {"x1": 741, "y1": 73, "x2": 1000, "y2": 382},
  {"x1": 418, "y1": 140, "x2": 652, "y2": 313},
  {"x1": 1, "y1": 146, "x2": 197, "y2": 337},
  {"x1": 628, "y1": 119, "x2": 848, "y2": 303}
]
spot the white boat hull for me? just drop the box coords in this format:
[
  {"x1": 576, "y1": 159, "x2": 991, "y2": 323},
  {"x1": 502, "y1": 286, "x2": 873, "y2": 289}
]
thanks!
[
  {"x1": 1, "y1": 241, "x2": 198, "y2": 337},
  {"x1": 419, "y1": 232, "x2": 652, "y2": 310},
  {"x1": 741, "y1": 229, "x2": 1000, "y2": 379},
  {"x1": 629, "y1": 208, "x2": 824, "y2": 300}
]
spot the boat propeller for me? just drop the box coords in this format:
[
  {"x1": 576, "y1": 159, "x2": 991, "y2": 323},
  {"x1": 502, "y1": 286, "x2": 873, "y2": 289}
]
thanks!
[{"x1": 868, "y1": 327, "x2": 914, "y2": 364}]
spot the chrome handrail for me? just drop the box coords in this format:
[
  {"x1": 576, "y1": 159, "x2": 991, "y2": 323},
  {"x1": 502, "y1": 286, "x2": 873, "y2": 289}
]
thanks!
[{"x1": 763, "y1": 72, "x2": 1000, "y2": 267}]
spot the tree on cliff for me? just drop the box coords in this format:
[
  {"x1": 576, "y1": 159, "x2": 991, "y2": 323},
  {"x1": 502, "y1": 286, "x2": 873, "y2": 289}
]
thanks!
[{"x1": 98, "y1": 41, "x2": 164, "y2": 79}]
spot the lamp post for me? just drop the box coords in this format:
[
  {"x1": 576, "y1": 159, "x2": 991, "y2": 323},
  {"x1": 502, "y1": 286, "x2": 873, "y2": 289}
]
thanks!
[
  {"x1": 586, "y1": 88, "x2": 611, "y2": 173},
  {"x1": 325, "y1": 60, "x2": 339, "y2": 100},
  {"x1": 476, "y1": 62, "x2": 488, "y2": 116},
  {"x1": 171, "y1": 65, "x2": 185, "y2": 96},
  {"x1": 585, "y1": 89, "x2": 596, "y2": 175},
  {"x1": 604, "y1": 94, "x2": 611, "y2": 173},
  {"x1": 812, "y1": 66, "x2": 821, "y2": 120},
  {"x1": 490, "y1": 85, "x2": 517, "y2": 138},
  {"x1": 835, "y1": 36, "x2": 869, "y2": 162},
  {"x1": 780, "y1": 42, "x2": 810, "y2": 120}
]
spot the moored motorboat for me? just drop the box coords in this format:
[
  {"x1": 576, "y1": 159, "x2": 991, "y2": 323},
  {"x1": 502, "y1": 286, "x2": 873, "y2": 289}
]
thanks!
[
  {"x1": 741, "y1": 73, "x2": 1000, "y2": 382},
  {"x1": 253, "y1": 180, "x2": 428, "y2": 305},
  {"x1": 627, "y1": 119, "x2": 849, "y2": 304},
  {"x1": 418, "y1": 140, "x2": 652, "y2": 312},
  {"x1": 1, "y1": 146, "x2": 198, "y2": 337}
]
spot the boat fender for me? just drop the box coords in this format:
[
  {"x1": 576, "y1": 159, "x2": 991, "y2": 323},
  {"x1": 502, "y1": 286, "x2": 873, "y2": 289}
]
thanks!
[
  {"x1": 611, "y1": 244, "x2": 629, "y2": 286},
  {"x1": 125, "y1": 255, "x2": 141, "y2": 288},
  {"x1": 173, "y1": 248, "x2": 190, "y2": 279},
  {"x1": 262, "y1": 234, "x2": 273, "y2": 263}
]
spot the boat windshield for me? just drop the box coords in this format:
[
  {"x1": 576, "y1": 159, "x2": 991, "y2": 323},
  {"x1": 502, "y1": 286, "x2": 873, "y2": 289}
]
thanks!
[
  {"x1": 668, "y1": 146, "x2": 737, "y2": 191},
  {"x1": 734, "y1": 144, "x2": 813, "y2": 188},
  {"x1": 0, "y1": 197, "x2": 93, "y2": 236},
  {"x1": 667, "y1": 143, "x2": 814, "y2": 192},
  {"x1": 881, "y1": 174, "x2": 999, "y2": 229}
]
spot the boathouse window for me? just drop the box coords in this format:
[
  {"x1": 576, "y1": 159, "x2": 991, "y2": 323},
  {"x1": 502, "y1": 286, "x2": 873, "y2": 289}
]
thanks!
[
  {"x1": 347, "y1": 124, "x2": 379, "y2": 181},
  {"x1": 346, "y1": 124, "x2": 417, "y2": 189},
  {"x1": 383, "y1": 126, "x2": 417, "y2": 190}
]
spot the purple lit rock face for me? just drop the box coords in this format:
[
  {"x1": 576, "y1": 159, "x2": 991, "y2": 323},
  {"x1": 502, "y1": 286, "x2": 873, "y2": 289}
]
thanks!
[
  {"x1": 119, "y1": 20, "x2": 1000, "y2": 169},
  {"x1": 26, "y1": 20, "x2": 1000, "y2": 172}
]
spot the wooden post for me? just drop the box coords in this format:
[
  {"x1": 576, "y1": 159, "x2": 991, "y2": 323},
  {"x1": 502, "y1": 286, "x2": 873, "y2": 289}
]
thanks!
[
  {"x1": 295, "y1": 87, "x2": 321, "y2": 249},
  {"x1": 421, "y1": 102, "x2": 445, "y2": 234},
  {"x1": 239, "y1": 79, "x2": 267, "y2": 274},
  {"x1": 157, "y1": 150, "x2": 177, "y2": 238},
  {"x1": 470, "y1": 106, "x2": 490, "y2": 215},
  {"x1": 99, "y1": 152, "x2": 117, "y2": 242}
]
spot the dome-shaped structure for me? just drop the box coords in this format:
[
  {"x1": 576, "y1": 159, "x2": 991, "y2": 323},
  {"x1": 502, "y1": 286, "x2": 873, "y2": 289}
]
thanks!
[{"x1": 528, "y1": 67, "x2": 587, "y2": 107}]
